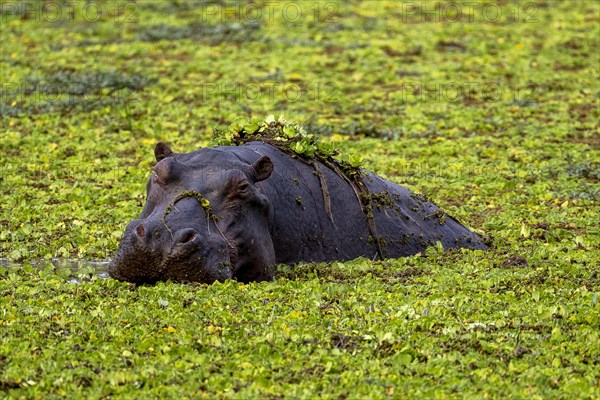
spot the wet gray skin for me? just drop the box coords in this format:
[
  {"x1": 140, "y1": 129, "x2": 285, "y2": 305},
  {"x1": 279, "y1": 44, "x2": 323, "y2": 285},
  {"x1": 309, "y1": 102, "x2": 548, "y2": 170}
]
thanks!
[{"x1": 110, "y1": 141, "x2": 487, "y2": 284}]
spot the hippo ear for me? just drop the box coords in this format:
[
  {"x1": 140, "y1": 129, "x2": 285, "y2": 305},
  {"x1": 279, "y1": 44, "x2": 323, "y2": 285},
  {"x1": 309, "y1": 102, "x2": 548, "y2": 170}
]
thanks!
[
  {"x1": 251, "y1": 156, "x2": 273, "y2": 182},
  {"x1": 153, "y1": 157, "x2": 188, "y2": 185},
  {"x1": 155, "y1": 142, "x2": 174, "y2": 162}
]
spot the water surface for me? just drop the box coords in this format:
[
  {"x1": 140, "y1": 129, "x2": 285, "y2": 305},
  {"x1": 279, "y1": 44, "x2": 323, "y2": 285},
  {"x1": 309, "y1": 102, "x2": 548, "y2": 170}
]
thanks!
[{"x1": 0, "y1": 258, "x2": 111, "y2": 281}]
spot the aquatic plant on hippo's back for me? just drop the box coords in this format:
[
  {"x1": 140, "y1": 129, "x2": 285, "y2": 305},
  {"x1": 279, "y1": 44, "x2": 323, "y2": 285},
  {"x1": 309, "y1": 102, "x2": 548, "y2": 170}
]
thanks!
[{"x1": 109, "y1": 117, "x2": 486, "y2": 283}]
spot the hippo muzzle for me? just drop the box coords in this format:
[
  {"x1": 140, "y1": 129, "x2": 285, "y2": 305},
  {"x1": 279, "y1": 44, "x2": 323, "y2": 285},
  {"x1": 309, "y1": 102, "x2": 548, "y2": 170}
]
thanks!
[{"x1": 109, "y1": 209, "x2": 234, "y2": 284}]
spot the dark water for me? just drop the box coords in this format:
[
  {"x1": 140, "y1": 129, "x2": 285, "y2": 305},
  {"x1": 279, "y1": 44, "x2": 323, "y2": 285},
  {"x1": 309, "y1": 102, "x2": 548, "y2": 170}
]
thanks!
[{"x1": 0, "y1": 259, "x2": 111, "y2": 282}]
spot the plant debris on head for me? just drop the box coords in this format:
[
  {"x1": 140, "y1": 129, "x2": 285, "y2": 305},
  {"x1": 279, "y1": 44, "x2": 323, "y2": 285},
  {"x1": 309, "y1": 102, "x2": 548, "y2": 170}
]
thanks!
[
  {"x1": 211, "y1": 115, "x2": 388, "y2": 259},
  {"x1": 162, "y1": 190, "x2": 215, "y2": 238},
  {"x1": 211, "y1": 115, "x2": 365, "y2": 173}
]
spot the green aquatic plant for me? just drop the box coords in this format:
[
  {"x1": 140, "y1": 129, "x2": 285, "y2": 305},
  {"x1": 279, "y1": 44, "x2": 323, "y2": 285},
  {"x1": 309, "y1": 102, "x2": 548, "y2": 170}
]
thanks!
[
  {"x1": 0, "y1": 1, "x2": 598, "y2": 397},
  {"x1": 212, "y1": 115, "x2": 364, "y2": 168}
]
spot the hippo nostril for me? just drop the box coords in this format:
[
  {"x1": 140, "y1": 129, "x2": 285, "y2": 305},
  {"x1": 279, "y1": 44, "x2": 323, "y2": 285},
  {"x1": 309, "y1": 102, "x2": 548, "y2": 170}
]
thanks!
[
  {"x1": 177, "y1": 229, "x2": 198, "y2": 244},
  {"x1": 136, "y1": 224, "x2": 146, "y2": 237}
]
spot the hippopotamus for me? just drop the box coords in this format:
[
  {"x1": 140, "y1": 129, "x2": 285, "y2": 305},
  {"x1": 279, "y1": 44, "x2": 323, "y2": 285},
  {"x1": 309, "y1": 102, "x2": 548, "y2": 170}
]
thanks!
[{"x1": 109, "y1": 141, "x2": 486, "y2": 284}]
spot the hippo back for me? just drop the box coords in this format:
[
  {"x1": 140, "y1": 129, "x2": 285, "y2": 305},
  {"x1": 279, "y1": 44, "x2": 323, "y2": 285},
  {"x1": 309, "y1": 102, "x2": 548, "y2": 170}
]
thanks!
[{"x1": 226, "y1": 142, "x2": 486, "y2": 263}]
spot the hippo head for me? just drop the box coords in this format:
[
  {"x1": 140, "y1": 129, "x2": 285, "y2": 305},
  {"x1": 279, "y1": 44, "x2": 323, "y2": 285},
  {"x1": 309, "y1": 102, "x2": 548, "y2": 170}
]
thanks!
[{"x1": 109, "y1": 143, "x2": 276, "y2": 284}]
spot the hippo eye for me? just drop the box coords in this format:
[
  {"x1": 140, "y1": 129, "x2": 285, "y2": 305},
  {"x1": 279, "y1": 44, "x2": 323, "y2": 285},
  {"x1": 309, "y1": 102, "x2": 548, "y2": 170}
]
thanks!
[{"x1": 227, "y1": 176, "x2": 251, "y2": 200}]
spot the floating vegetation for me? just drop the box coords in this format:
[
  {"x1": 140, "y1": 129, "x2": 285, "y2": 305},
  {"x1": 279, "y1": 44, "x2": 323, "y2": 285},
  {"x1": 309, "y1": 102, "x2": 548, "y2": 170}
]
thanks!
[{"x1": 1, "y1": 1, "x2": 598, "y2": 397}]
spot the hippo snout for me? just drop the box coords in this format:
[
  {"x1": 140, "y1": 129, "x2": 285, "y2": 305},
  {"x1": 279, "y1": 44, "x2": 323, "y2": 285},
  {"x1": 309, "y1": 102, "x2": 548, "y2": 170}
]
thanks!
[
  {"x1": 109, "y1": 219, "x2": 233, "y2": 284},
  {"x1": 132, "y1": 221, "x2": 199, "y2": 248}
]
